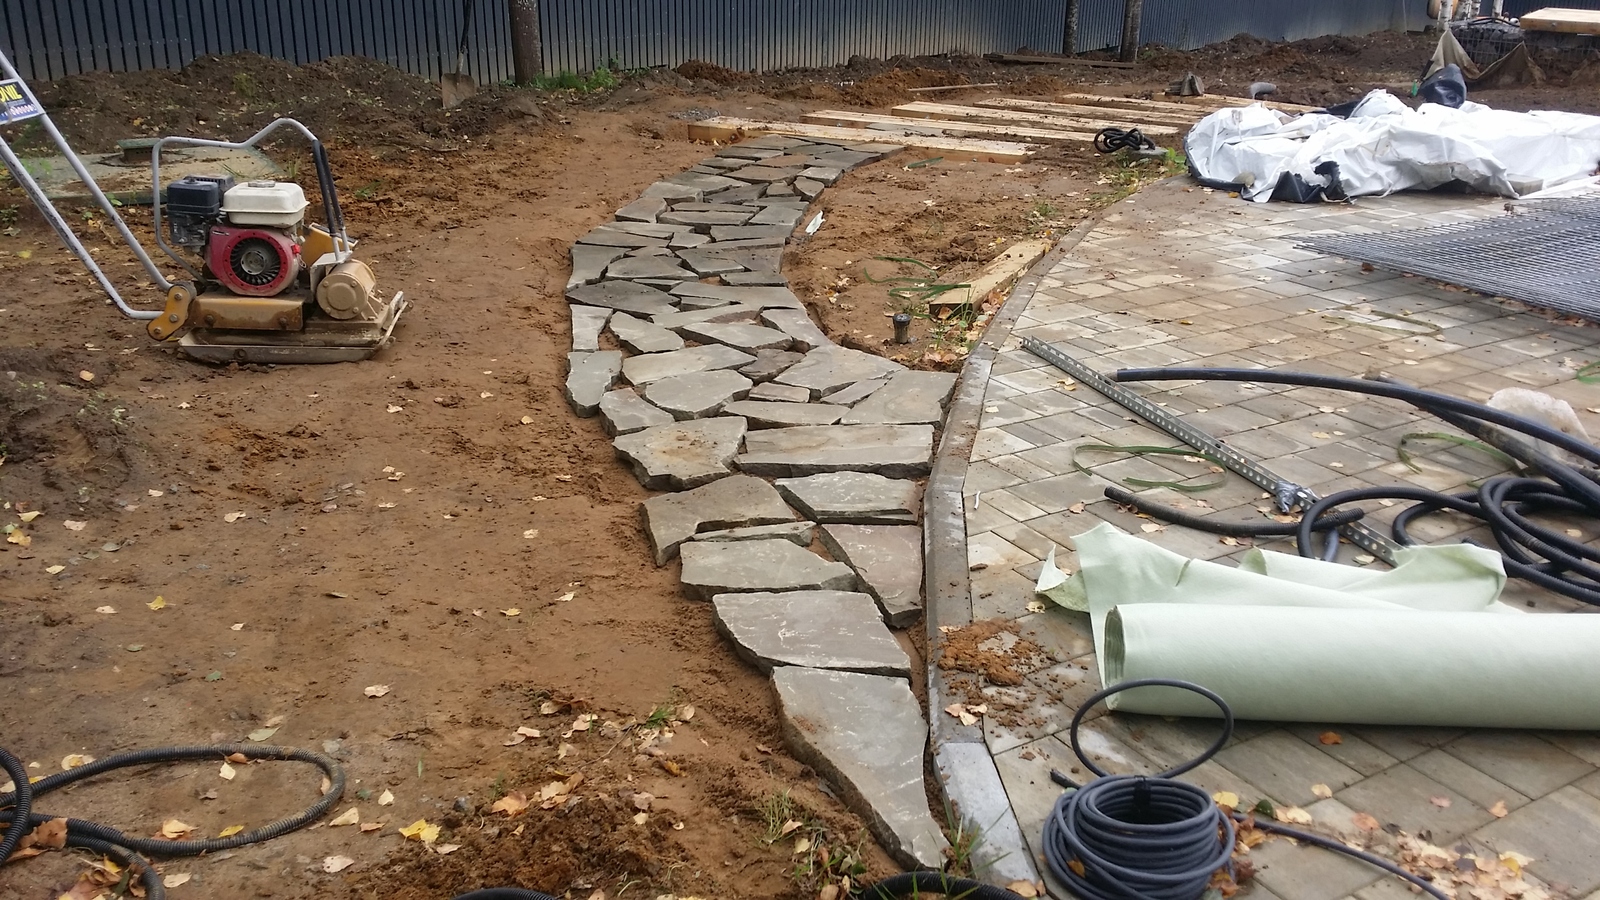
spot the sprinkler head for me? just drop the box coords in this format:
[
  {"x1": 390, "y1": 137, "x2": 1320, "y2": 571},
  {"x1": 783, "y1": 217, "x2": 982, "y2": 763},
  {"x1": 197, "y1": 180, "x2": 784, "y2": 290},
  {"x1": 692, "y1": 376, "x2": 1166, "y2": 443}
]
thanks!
[{"x1": 892, "y1": 312, "x2": 913, "y2": 344}]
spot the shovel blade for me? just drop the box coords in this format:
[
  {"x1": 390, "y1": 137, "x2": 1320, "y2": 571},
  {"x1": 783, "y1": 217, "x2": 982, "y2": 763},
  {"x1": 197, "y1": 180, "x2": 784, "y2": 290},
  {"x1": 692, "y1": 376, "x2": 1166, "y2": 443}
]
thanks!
[{"x1": 441, "y1": 74, "x2": 476, "y2": 109}]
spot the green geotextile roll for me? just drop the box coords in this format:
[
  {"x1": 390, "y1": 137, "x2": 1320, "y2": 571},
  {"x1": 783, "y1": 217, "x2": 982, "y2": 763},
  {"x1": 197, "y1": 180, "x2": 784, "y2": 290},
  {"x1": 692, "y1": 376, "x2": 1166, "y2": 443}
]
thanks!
[
  {"x1": 1036, "y1": 522, "x2": 1600, "y2": 730},
  {"x1": 1104, "y1": 604, "x2": 1600, "y2": 729}
]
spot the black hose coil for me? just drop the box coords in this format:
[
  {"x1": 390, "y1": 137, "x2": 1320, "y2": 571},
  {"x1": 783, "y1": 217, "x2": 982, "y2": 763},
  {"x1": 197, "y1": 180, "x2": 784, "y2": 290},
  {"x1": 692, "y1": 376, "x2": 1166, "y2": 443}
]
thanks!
[{"x1": 1094, "y1": 127, "x2": 1157, "y2": 154}]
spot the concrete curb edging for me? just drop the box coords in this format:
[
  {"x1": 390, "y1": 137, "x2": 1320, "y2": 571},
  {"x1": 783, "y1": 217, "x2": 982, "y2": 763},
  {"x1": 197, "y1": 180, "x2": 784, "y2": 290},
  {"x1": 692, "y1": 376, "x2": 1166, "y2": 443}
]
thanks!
[{"x1": 922, "y1": 217, "x2": 1098, "y2": 887}]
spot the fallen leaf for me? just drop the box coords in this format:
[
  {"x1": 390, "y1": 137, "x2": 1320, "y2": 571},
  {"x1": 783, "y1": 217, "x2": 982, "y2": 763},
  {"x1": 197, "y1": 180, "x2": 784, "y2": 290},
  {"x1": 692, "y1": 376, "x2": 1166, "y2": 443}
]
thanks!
[
  {"x1": 1352, "y1": 812, "x2": 1381, "y2": 830},
  {"x1": 364, "y1": 684, "x2": 390, "y2": 698},
  {"x1": 218, "y1": 824, "x2": 244, "y2": 838},
  {"x1": 480, "y1": 392, "x2": 493, "y2": 399},
  {"x1": 247, "y1": 726, "x2": 278, "y2": 742},
  {"x1": 386, "y1": 405, "x2": 403, "y2": 413},
  {"x1": 223, "y1": 511, "x2": 246, "y2": 523},
  {"x1": 501, "y1": 608, "x2": 521, "y2": 617},
  {"x1": 1026, "y1": 600, "x2": 1047, "y2": 613},
  {"x1": 125, "y1": 644, "x2": 143, "y2": 652},
  {"x1": 523, "y1": 529, "x2": 540, "y2": 539},
  {"x1": 45, "y1": 564, "x2": 65, "y2": 574},
  {"x1": 558, "y1": 743, "x2": 576, "y2": 759},
  {"x1": 162, "y1": 873, "x2": 191, "y2": 888},
  {"x1": 219, "y1": 762, "x2": 236, "y2": 781},
  {"x1": 554, "y1": 591, "x2": 575, "y2": 603},
  {"x1": 678, "y1": 705, "x2": 694, "y2": 722},
  {"x1": 433, "y1": 843, "x2": 461, "y2": 855},
  {"x1": 520, "y1": 416, "x2": 534, "y2": 425},
  {"x1": 1211, "y1": 791, "x2": 1239, "y2": 810},
  {"x1": 95, "y1": 605, "x2": 116, "y2": 614},
  {"x1": 159, "y1": 819, "x2": 196, "y2": 839},
  {"x1": 6, "y1": 530, "x2": 30, "y2": 547},
  {"x1": 632, "y1": 812, "x2": 649, "y2": 825},
  {"x1": 64, "y1": 519, "x2": 87, "y2": 531},
  {"x1": 516, "y1": 726, "x2": 541, "y2": 738},
  {"x1": 1488, "y1": 800, "x2": 1508, "y2": 818},
  {"x1": 492, "y1": 792, "x2": 530, "y2": 817},
  {"x1": 570, "y1": 714, "x2": 593, "y2": 732},
  {"x1": 1139, "y1": 522, "x2": 1163, "y2": 533},
  {"x1": 503, "y1": 732, "x2": 527, "y2": 746},
  {"x1": 1353, "y1": 554, "x2": 1376, "y2": 565},
  {"x1": 398, "y1": 819, "x2": 440, "y2": 844},
  {"x1": 378, "y1": 789, "x2": 394, "y2": 806},
  {"x1": 659, "y1": 758, "x2": 684, "y2": 777},
  {"x1": 793, "y1": 835, "x2": 812, "y2": 855},
  {"x1": 1318, "y1": 731, "x2": 1342, "y2": 745},
  {"x1": 632, "y1": 792, "x2": 654, "y2": 811},
  {"x1": 230, "y1": 622, "x2": 244, "y2": 631},
  {"x1": 226, "y1": 752, "x2": 248, "y2": 764},
  {"x1": 1429, "y1": 796, "x2": 1452, "y2": 808},
  {"x1": 18, "y1": 510, "x2": 42, "y2": 522},
  {"x1": 1311, "y1": 783, "x2": 1333, "y2": 799},
  {"x1": 323, "y1": 855, "x2": 355, "y2": 873},
  {"x1": 147, "y1": 596, "x2": 166, "y2": 610},
  {"x1": 205, "y1": 671, "x2": 223, "y2": 682},
  {"x1": 1067, "y1": 859, "x2": 1086, "y2": 877},
  {"x1": 61, "y1": 753, "x2": 95, "y2": 770},
  {"x1": 1007, "y1": 881, "x2": 1039, "y2": 899},
  {"x1": 330, "y1": 807, "x2": 360, "y2": 826},
  {"x1": 1272, "y1": 805, "x2": 1312, "y2": 825},
  {"x1": 360, "y1": 821, "x2": 382, "y2": 833}
]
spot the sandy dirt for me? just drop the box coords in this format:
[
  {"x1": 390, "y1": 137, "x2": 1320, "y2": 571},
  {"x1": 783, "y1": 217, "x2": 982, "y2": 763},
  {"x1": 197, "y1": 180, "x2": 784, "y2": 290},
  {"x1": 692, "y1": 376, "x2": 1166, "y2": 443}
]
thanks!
[{"x1": 2, "y1": 29, "x2": 1597, "y2": 900}]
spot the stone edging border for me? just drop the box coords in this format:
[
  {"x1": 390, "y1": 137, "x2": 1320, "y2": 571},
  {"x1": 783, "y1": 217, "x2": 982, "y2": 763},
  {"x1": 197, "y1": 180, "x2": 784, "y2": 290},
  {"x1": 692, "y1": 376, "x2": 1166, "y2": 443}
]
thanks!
[{"x1": 922, "y1": 216, "x2": 1099, "y2": 887}]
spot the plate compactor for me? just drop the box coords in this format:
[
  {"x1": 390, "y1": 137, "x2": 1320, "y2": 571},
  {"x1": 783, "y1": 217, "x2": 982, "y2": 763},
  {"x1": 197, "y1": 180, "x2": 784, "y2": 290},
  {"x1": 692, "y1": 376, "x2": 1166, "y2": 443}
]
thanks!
[{"x1": 0, "y1": 49, "x2": 405, "y2": 364}]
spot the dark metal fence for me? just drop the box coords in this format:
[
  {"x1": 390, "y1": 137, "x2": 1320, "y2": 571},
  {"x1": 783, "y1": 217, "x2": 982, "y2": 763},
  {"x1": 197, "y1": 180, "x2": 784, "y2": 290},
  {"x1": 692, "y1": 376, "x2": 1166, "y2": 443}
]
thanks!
[{"x1": 3, "y1": 0, "x2": 1430, "y2": 85}]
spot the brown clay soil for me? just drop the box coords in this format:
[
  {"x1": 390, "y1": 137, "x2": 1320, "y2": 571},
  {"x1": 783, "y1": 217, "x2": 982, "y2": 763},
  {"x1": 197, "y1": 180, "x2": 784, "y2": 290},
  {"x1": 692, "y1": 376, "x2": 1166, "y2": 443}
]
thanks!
[{"x1": 2, "y1": 29, "x2": 1597, "y2": 900}]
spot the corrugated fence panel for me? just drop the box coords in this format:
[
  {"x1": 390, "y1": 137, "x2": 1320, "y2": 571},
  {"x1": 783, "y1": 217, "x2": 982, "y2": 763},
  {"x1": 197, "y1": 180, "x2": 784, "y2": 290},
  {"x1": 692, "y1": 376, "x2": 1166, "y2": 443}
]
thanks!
[{"x1": 0, "y1": 0, "x2": 512, "y2": 84}]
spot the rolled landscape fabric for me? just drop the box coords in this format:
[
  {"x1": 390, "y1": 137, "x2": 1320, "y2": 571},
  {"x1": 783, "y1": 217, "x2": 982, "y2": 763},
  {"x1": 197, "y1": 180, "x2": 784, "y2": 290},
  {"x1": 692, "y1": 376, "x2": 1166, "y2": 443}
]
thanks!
[{"x1": 1040, "y1": 523, "x2": 1600, "y2": 729}]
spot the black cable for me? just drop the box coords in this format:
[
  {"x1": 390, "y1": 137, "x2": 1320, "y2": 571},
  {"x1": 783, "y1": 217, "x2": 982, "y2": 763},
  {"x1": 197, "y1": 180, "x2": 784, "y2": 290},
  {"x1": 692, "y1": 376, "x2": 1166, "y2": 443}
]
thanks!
[
  {"x1": 1042, "y1": 679, "x2": 1450, "y2": 900},
  {"x1": 860, "y1": 872, "x2": 1030, "y2": 899},
  {"x1": 1, "y1": 743, "x2": 344, "y2": 900},
  {"x1": 1103, "y1": 485, "x2": 1365, "y2": 536},
  {"x1": 1094, "y1": 127, "x2": 1156, "y2": 154},
  {"x1": 1113, "y1": 366, "x2": 1600, "y2": 606}
]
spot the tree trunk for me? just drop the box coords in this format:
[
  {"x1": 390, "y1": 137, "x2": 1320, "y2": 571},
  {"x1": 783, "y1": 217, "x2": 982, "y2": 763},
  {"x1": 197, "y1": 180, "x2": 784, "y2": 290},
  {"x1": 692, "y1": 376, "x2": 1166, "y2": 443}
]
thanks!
[
  {"x1": 510, "y1": 0, "x2": 543, "y2": 84},
  {"x1": 1062, "y1": 0, "x2": 1080, "y2": 56},
  {"x1": 1118, "y1": 0, "x2": 1144, "y2": 63}
]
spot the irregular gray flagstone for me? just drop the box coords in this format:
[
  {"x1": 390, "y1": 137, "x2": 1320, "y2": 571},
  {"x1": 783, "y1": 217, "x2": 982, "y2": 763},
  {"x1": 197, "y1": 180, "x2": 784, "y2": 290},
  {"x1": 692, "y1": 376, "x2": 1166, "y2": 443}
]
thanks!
[
  {"x1": 625, "y1": 245, "x2": 673, "y2": 257},
  {"x1": 713, "y1": 591, "x2": 911, "y2": 676},
  {"x1": 667, "y1": 172, "x2": 744, "y2": 193},
  {"x1": 564, "y1": 351, "x2": 623, "y2": 417},
  {"x1": 723, "y1": 248, "x2": 783, "y2": 273},
  {"x1": 678, "y1": 539, "x2": 856, "y2": 600},
  {"x1": 748, "y1": 205, "x2": 805, "y2": 229},
  {"x1": 597, "y1": 221, "x2": 692, "y2": 238},
  {"x1": 669, "y1": 231, "x2": 711, "y2": 249},
  {"x1": 694, "y1": 156, "x2": 748, "y2": 171},
  {"x1": 740, "y1": 349, "x2": 805, "y2": 384},
  {"x1": 703, "y1": 236, "x2": 788, "y2": 251},
  {"x1": 684, "y1": 322, "x2": 794, "y2": 353},
  {"x1": 641, "y1": 181, "x2": 702, "y2": 202},
  {"x1": 659, "y1": 210, "x2": 756, "y2": 229},
  {"x1": 821, "y1": 378, "x2": 889, "y2": 407},
  {"x1": 772, "y1": 667, "x2": 948, "y2": 869},
  {"x1": 679, "y1": 296, "x2": 738, "y2": 310},
  {"x1": 651, "y1": 304, "x2": 763, "y2": 333},
  {"x1": 640, "y1": 473, "x2": 795, "y2": 565},
  {"x1": 774, "y1": 347, "x2": 905, "y2": 398},
  {"x1": 575, "y1": 229, "x2": 669, "y2": 249},
  {"x1": 820, "y1": 148, "x2": 894, "y2": 166},
  {"x1": 721, "y1": 271, "x2": 789, "y2": 287},
  {"x1": 599, "y1": 388, "x2": 674, "y2": 437},
  {"x1": 613, "y1": 417, "x2": 747, "y2": 490},
  {"x1": 605, "y1": 256, "x2": 697, "y2": 281},
  {"x1": 795, "y1": 177, "x2": 825, "y2": 201},
  {"x1": 725, "y1": 165, "x2": 804, "y2": 183},
  {"x1": 634, "y1": 278, "x2": 685, "y2": 291},
  {"x1": 766, "y1": 182, "x2": 798, "y2": 198},
  {"x1": 721, "y1": 400, "x2": 844, "y2": 428},
  {"x1": 671, "y1": 202, "x2": 759, "y2": 213},
  {"x1": 818, "y1": 524, "x2": 924, "y2": 627},
  {"x1": 671, "y1": 282, "x2": 803, "y2": 309},
  {"x1": 644, "y1": 369, "x2": 753, "y2": 420},
  {"x1": 616, "y1": 196, "x2": 667, "y2": 223},
  {"x1": 774, "y1": 471, "x2": 921, "y2": 524},
  {"x1": 702, "y1": 183, "x2": 767, "y2": 204},
  {"x1": 715, "y1": 146, "x2": 786, "y2": 160},
  {"x1": 746, "y1": 196, "x2": 810, "y2": 208},
  {"x1": 840, "y1": 370, "x2": 958, "y2": 425},
  {"x1": 740, "y1": 134, "x2": 809, "y2": 150},
  {"x1": 747, "y1": 381, "x2": 811, "y2": 403},
  {"x1": 621, "y1": 344, "x2": 756, "y2": 385},
  {"x1": 694, "y1": 521, "x2": 815, "y2": 546},
  {"x1": 569, "y1": 245, "x2": 627, "y2": 289},
  {"x1": 737, "y1": 424, "x2": 935, "y2": 478},
  {"x1": 760, "y1": 309, "x2": 833, "y2": 353},
  {"x1": 708, "y1": 224, "x2": 795, "y2": 243},
  {"x1": 799, "y1": 166, "x2": 844, "y2": 185},
  {"x1": 608, "y1": 312, "x2": 684, "y2": 354},
  {"x1": 569, "y1": 305, "x2": 611, "y2": 353},
  {"x1": 676, "y1": 248, "x2": 746, "y2": 276},
  {"x1": 566, "y1": 280, "x2": 678, "y2": 316}
]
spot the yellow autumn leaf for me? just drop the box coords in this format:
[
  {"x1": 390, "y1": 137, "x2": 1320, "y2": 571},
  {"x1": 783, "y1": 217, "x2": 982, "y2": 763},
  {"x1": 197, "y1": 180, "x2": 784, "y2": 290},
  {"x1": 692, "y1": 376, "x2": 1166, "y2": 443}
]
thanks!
[
  {"x1": 148, "y1": 596, "x2": 166, "y2": 611},
  {"x1": 160, "y1": 819, "x2": 196, "y2": 839},
  {"x1": 1211, "y1": 791, "x2": 1239, "y2": 809},
  {"x1": 1310, "y1": 783, "x2": 1332, "y2": 799},
  {"x1": 398, "y1": 818, "x2": 439, "y2": 844},
  {"x1": 330, "y1": 807, "x2": 360, "y2": 827},
  {"x1": 17, "y1": 510, "x2": 42, "y2": 522},
  {"x1": 218, "y1": 825, "x2": 245, "y2": 838},
  {"x1": 500, "y1": 608, "x2": 521, "y2": 617}
]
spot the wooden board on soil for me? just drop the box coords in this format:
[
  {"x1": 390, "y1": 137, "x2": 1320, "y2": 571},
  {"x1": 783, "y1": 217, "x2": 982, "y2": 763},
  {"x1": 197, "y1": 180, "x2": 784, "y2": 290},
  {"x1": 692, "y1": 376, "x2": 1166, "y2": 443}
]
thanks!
[
  {"x1": 892, "y1": 100, "x2": 1181, "y2": 137},
  {"x1": 687, "y1": 116, "x2": 1036, "y2": 162},
  {"x1": 1519, "y1": 7, "x2": 1600, "y2": 34},
  {"x1": 800, "y1": 109, "x2": 1096, "y2": 143}
]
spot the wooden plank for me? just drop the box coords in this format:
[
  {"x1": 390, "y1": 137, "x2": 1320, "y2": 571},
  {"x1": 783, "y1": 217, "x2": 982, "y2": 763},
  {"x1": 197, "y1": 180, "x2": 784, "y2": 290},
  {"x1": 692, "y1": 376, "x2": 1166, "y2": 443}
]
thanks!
[
  {"x1": 1151, "y1": 93, "x2": 1322, "y2": 114},
  {"x1": 893, "y1": 100, "x2": 1180, "y2": 137},
  {"x1": 906, "y1": 82, "x2": 1000, "y2": 93},
  {"x1": 975, "y1": 97, "x2": 1200, "y2": 128},
  {"x1": 801, "y1": 109, "x2": 1095, "y2": 144},
  {"x1": 1058, "y1": 91, "x2": 1318, "y2": 115},
  {"x1": 1520, "y1": 7, "x2": 1600, "y2": 34},
  {"x1": 986, "y1": 52, "x2": 1137, "y2": 69},
  {"x1": 686, "y1": 117, "x2": 1036, "y2": 163}
]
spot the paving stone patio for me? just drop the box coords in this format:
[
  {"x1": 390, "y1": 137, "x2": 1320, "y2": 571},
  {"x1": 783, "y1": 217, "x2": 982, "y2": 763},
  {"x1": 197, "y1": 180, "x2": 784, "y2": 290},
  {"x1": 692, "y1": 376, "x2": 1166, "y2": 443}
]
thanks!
[{"x1": 953, "y1": 180, "x2": 1600, "y2": 897}]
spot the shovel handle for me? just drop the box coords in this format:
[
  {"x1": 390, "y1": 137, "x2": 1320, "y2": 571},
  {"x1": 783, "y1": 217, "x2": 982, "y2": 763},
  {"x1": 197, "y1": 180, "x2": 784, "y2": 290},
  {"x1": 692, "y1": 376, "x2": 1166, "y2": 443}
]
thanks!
[{"x1": 455, "y1": 0, "x2": 475, "y2": 68}]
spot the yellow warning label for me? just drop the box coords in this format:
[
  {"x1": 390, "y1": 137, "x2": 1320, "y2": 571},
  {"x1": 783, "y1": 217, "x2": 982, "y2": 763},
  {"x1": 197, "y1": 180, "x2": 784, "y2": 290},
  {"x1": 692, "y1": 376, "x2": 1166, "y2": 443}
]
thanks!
[{"x1": 0, "y1": 82, "x2": 22, "y2": 103}]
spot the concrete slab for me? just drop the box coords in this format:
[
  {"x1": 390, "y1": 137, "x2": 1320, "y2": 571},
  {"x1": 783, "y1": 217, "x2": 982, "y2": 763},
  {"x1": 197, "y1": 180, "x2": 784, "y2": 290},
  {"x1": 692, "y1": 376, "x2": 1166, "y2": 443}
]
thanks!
[
  {"x1": 841, "y1": 370, "x2": 959, "y2": 425},
  {"x1": 566, "y1": 280, "x2": 679, "y2": 316},
  {"x1": 569, "y1": 245, "x2": 627, "y2": 289},
  {"x1": 659, "y1": 210, "x2": 756, "y2": 229},
  {"x1": 713, "y1": 590, "x2": 911, "y2": 676},
  {"x1": 774, "y1": 472, "x2": 921, "y2": 525},
  {"x1": 761, "y1": 308, "x2": 834, "y2": 352},
  {"x1": 818, "y1": 524, "x2": 924, "y2": 627},
  {"x1": 598, "y1": 388, "x2": 674, "y2": 437},
  {"x1": 684, "y1": 322, "x2": 795, "y2": 353},
  {"x1": 721, "y1": 400, "x2": 846, "y2": 428},
  {"x1": 609, "y1": 312, "x2": 685, "y2": 354},
  {"x1": 640, "y1": 181, "x2": 702, "y2": 202},
  {"x1": 774, "y1": 347, "x2": 905, "y2": 398},
  {"x1": 748, "y1": 381, "x2": 811, "y2": 403},
  {"x1": 694, "y1": 521, "x2": 816, "y2": 546},
  {"x1": 621, "y1": 344, "x2": 757, "y2": 385},
  {"x1": 676, "y1": 248, "x2": 747, "y2": 276},
  {"x1": 669, "y1": 282, "x2": 804, "y2": 309},
  {"x1": 564, "y1": 351, "x2": 623, "y2": 417},
  {"x1": 605, "y1": 256, "x2": 697, "y2": 281},
  {"x1": 643, "y1": 369, "x2": 753, "y2": 420},
  {"x1": 615, "y1": 196, "x2": 668, "y2": 222},
  {"x1": 739, "y1": 425, "x2": 936, "y2": 478},
  {"x1": 820, "y1": 378, "x2": 889, "y2": 407},
  {"x1": 569, "y1": 305, "x2": 611, "y2": 352},
  {"x1": 641, "y1": 473, "x2": 796, "y2": 565},
  {"x1": 612, "y1": 417, "x2": 748, "y2": 490},
  {"x1": 773, "y1": 667, "x2": 949, "y2": 869},
  {"x1": 651, "y1": 304, "x2": 763, "y2": 333},
  {"x1": 679, "y1": 539, "x2": 858, "y2": 600}
]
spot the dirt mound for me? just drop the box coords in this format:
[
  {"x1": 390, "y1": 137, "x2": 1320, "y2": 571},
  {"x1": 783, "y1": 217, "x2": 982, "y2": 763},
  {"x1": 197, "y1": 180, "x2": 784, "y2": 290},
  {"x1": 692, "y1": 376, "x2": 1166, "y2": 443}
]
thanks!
[
  {"x1": 0, "y1": 348, "x2": 134, "y2": 511},
  {"x1": 675, "y1": 59, "x2": 749, "y2": 83},
  {"x1": 842, "y1": 67, "x2": 970, "y2": 107}
]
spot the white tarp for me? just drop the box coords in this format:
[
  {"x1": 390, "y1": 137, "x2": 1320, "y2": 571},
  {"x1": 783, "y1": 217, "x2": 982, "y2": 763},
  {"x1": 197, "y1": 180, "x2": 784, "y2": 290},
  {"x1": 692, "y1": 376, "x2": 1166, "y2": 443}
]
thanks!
[{"x1": 1185, "y1": 90, "x2": 1600, "y2": 202}]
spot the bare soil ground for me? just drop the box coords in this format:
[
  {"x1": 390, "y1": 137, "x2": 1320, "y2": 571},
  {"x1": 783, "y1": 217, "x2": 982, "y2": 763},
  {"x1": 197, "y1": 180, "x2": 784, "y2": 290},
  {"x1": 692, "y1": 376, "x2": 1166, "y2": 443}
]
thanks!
[{"x1": 2, "y1": 29, "x2": 1596, "y2": 900}]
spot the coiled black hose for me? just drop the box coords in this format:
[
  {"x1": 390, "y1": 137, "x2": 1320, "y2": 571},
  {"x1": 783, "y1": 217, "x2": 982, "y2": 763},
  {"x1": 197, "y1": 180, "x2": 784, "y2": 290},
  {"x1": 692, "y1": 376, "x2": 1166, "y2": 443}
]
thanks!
[
  {"x1": 1, "y1": 743, "x2": 344, "y2": 900},
  {"x1": 1114, "y1": 367, "x2": 1600, "y2": 606},
  {"x1": 1094, "y1": 127, "x2": 1157, "y2": 154},
  {"x1": 1043, "y1": 679, "x2": 1450, "y2": 900},
  {"x1": 1103, "y1": 485, "x2": 1365, "y2": 536}
]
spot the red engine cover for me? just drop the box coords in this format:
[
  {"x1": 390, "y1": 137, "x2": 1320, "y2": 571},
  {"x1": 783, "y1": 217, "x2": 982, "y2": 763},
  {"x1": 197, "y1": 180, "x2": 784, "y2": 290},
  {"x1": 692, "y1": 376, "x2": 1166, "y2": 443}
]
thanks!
[{"x1": 207, "y1": 225, "x2": 301, "y2": 296}]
